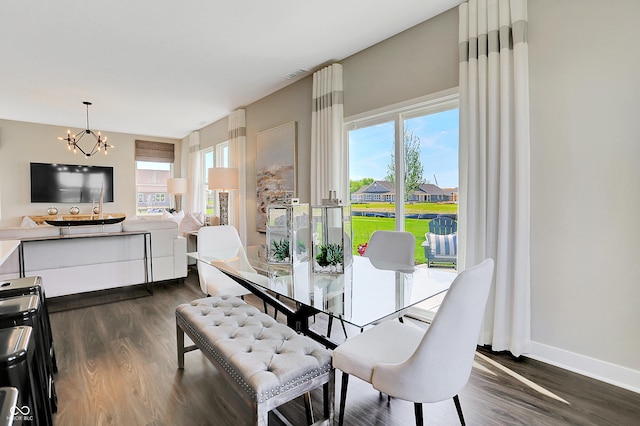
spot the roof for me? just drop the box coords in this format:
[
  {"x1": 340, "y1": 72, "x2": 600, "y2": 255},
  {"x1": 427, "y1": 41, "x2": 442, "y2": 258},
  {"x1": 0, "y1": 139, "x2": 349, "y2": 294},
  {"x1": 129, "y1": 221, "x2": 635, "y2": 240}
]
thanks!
[{"x1": 354, "y1": 181, "x2": 394, "y2": 194}]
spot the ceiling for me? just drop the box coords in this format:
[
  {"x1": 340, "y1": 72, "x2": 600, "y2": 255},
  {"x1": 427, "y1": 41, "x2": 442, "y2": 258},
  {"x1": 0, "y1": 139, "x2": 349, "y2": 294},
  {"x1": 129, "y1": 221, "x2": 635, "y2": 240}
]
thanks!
[{"x1": 0, "y1": 0, "x2": 461, "y2": 139}]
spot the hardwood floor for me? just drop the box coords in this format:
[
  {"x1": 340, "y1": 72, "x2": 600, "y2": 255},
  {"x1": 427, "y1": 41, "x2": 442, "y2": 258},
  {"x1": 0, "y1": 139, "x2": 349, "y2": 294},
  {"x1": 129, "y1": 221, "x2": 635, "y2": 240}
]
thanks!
[{"x1": 48, "y1": 270, "x2": 640, "y2": 425}]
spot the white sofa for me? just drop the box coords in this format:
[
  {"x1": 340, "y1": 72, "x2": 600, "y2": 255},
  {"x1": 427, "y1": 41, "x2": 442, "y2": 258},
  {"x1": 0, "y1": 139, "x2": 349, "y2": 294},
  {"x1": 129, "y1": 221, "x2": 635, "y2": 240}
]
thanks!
[{"x1": 0, "y1": 219, "x2": 187, "y2": 297}]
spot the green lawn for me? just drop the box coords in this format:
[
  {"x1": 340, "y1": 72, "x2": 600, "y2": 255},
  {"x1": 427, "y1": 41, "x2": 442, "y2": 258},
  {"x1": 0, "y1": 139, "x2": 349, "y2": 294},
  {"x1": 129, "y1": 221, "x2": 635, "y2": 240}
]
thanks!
[
  {"x1": 352, "y1": 217, "x2": 432, "y2": 264},
  {"x1": 350, "y1": 203, "x2": 458, "y2": 265},
  {"x1": 351, "y1": 202, "x2": 458, "y2": 215}
]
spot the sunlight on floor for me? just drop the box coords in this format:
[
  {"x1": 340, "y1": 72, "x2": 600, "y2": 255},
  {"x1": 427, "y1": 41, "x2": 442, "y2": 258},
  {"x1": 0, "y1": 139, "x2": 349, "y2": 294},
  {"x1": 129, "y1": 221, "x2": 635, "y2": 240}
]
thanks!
[{"x1": 474, "y1": 352, "x2": 571, "y2": 405}]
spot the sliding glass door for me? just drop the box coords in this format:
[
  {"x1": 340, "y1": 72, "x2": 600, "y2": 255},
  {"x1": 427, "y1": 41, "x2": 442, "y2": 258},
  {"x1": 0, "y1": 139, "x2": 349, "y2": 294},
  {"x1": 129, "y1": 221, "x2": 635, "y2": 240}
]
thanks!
[{"x1": 347, "y1": 93, "x2": 459, "y2": 265}]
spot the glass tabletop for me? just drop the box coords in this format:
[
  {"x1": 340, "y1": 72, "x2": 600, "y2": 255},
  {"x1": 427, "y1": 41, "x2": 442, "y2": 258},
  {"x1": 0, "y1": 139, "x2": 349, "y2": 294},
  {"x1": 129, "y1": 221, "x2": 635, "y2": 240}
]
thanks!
[{"x1": 188, "y1": 245, "x2": 455, "y2": 329}]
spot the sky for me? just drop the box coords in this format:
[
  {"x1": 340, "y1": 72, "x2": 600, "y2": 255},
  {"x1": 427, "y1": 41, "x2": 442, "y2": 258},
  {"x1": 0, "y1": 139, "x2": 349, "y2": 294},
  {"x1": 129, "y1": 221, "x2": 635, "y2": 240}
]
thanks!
[{"x1": 348, "y1": 108, "x2": 459, "y2": 189}]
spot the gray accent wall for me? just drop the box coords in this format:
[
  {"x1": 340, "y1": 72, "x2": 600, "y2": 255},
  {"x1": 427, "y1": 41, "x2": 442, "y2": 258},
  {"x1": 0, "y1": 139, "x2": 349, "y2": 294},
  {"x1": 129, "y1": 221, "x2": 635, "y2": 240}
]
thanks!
[
  {"x1": 0, "y1": 119, "x2": 180, "y2": 224},
  {"x1": 341, "y1": 8, "x2": 459, "y2": 118}
]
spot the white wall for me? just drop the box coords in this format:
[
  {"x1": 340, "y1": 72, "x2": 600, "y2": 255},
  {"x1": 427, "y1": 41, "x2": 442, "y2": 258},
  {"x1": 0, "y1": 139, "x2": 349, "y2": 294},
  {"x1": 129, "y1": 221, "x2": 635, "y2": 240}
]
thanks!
[
  {"x1": 528, "y1": 0, "x2": 640, "y2": 389},
  {"x1": 0, "y1": 119, "x2": 180, "y2": 226}
]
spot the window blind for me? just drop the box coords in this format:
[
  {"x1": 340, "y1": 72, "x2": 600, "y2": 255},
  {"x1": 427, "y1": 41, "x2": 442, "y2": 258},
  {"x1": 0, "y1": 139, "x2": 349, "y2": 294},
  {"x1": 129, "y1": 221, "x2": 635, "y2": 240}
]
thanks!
[{"x1": 135, "y1": 140, "x2": 175, "y2": 163}]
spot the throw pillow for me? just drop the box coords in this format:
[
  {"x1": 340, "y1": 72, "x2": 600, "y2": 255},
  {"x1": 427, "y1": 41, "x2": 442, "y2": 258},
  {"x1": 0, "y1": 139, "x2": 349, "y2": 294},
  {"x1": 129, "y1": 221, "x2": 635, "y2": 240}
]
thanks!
[
  {"x1": 179, "y1": 212, "x2": 203, "y2": 236},
  {"x1": 427, "y1": 233, "x2": 457, "y2": 256},
  {"x1": 20, "y1": 216, "x2": 38, "y2": 228},
  {"x1": 162, "y1": 209, "x2": 184, "y2": 226},
  {"x1": 191, "y1": 211, "x2": 204, "y2": 224},
  {"x1": 207, "y1": 215, "x2": 221, "y2": 226}
]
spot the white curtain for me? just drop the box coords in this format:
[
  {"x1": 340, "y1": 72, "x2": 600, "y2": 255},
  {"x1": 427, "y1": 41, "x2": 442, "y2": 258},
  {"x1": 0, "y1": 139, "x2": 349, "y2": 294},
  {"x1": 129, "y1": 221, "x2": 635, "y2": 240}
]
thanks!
[
  {"x1": 458, "y1": 0, "x2": 531, "y2": 357},
  {"x1": 228, "y1": 109, "x2": 247, "y2": 245},
  {"x1": 187, "y1": 131, "x2": 202, "y2": 213},
  {"x1": 311, "y1": 63, "x2": 346, "y2": 205}
]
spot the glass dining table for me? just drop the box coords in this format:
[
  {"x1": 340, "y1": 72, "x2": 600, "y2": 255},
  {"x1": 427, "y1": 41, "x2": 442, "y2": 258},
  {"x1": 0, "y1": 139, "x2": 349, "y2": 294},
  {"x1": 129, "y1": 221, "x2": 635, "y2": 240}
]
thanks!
[{"x1": 188, "y1": 245, "x2": 454, "y2": 349}]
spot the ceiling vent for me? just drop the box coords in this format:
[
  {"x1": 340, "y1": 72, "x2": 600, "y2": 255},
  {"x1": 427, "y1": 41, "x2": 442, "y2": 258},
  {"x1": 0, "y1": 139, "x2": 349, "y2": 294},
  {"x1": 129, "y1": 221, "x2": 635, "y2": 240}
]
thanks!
[{"x1": 284, "y1": 69, "x2": 309, "y2": 80}]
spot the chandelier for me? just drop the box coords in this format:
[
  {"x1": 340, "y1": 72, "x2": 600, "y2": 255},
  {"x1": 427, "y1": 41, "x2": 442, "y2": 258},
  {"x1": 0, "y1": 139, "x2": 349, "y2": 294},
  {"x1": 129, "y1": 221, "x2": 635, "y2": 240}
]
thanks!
[{"x1": 58, "y1": 101, "x2": 113, "y2": 157}]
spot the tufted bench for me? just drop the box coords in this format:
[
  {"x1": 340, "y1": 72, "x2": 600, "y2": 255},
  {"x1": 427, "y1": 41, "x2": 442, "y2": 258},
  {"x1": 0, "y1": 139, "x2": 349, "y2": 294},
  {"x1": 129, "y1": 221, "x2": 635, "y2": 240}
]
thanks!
[{"x1": 176, "y1": 296, "x2": 334, "y2": 426}]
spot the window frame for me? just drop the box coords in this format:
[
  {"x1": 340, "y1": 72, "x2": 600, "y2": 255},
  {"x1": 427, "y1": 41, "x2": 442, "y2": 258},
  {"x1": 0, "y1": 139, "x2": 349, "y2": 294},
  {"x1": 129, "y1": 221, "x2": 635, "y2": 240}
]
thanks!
[
  {"x1": 201, "y1": 147, "x2": 214, "y2": 215},
  {"x1": 344, "y1": 88, "x2": 459, "y2": 231},
  {"x1": 135, "y1": 160, "x2": 174, "y2": 217},
  {"x1": 199, "y1": 141, "x2": 231, "y2": 218}
]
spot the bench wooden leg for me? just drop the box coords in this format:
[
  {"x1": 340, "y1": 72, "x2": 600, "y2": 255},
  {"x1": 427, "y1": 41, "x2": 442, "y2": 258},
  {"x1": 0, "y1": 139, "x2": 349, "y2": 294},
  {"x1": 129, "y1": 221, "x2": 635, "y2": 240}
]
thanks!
[
  {"x1": 176, "y1": 319, "x2": 185, "y2": 369},
  {"x1": 304, "y1": 392, "x2": 314, "y2": 425},
  {"x1": 325, "y1": 368, "x2": 335, "y2": 421},
  {"x1": 256, "y1": 402, "x2": 269, "y2": 426}
]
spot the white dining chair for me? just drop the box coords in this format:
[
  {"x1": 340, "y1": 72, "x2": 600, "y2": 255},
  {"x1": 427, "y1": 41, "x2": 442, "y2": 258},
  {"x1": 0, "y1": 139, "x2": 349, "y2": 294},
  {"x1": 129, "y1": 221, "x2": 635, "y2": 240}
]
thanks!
[
  {"x1": 332, "y1": 258, "x2": 494, "y2": 426},
  {"x1": 364, "y1": 230, "x2": 416, "y2": 273},
  {"x1": 327, "y1": 230, "x2": 416, "y2": 338},
  {"x1": 196, "y1": 225, "x2": 266, "y2": 297}
]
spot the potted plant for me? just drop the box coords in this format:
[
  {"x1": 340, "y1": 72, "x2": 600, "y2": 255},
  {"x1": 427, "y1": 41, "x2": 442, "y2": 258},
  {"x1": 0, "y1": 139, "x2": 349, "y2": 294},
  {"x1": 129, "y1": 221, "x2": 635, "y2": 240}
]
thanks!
[
  {"x1": 270, "y1": 238, "x2": 291, "y2": 263},
  {"x1": 314, "y1": 242, "x2": 344, "y2": 273}
]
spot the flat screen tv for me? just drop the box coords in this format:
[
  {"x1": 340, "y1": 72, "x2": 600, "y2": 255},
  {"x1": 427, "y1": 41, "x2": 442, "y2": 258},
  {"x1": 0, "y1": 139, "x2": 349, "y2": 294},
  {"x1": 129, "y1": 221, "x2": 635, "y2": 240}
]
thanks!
[{"x1": 30, "y1": 162, "x2": 114, "y2": 203}]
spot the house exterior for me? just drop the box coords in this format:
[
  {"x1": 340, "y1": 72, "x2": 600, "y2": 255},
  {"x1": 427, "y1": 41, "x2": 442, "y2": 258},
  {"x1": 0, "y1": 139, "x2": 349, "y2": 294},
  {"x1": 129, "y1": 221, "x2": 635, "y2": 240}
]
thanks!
[{"x1": 351, "y1": 180, "x2": 458, "y2": 203}]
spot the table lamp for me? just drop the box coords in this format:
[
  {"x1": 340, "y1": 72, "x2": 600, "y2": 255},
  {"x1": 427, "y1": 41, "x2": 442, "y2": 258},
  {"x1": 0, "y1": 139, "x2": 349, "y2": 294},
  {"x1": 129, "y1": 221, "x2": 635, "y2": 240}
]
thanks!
[
  {"x1": 208, "y1": 168, "x2": 238, "y2": 225},
  {"x1": 167, "y1": 177, "x2": 188, "y2": 212}
]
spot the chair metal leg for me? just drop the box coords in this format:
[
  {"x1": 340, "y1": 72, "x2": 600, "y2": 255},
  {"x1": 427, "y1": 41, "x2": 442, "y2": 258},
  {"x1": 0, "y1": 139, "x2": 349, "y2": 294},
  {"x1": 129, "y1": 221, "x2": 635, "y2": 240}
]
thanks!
[
  {"x1": 453, "y1": 395, "x2": 465, "y2": 425},
  {"x1": 414, "y1": 402, "x2": 423, "y2": 426},
  {"x1": 338, "y1": 373, "x2": 349, "y2": 426},
  {"x1": 340, "y1": 318, "x2": 348, "y2": 338},
  {"x1": 328, "y1": 316, "x2": 349, "y2": 339}
]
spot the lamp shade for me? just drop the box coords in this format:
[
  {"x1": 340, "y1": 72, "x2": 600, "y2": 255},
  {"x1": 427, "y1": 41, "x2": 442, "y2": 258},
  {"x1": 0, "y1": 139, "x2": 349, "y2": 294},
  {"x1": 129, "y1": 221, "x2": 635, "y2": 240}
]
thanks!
[
  {"x1": 167, "y1": 177, "x2": 188, "y2": 194},
  {"x1": 208, "y1": 168, "x2": 238, "y2": 191}
]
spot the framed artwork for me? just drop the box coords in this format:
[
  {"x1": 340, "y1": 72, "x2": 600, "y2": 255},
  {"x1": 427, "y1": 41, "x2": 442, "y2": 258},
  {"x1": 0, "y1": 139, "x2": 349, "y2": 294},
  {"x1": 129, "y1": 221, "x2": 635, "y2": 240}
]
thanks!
[{"x1": 256, "y1": 121, "x2": 297, "y2": 232}]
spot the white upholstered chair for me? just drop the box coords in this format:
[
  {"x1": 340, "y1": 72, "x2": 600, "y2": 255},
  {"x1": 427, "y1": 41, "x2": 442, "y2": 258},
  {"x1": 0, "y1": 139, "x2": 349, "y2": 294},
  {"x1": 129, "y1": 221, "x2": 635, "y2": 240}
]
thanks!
[
  {"x1": 196, "y1": 225, "x2": 267, "y2": 297},
  {"x1": 332, "y1": 258, "x2": 494, "y2": 426},
  {"x1": 327, "y1": 230, "x2": 416, "y2": 338},
  {"x1": 364, "y1": 230, "x2": 416, "y2": 273}
]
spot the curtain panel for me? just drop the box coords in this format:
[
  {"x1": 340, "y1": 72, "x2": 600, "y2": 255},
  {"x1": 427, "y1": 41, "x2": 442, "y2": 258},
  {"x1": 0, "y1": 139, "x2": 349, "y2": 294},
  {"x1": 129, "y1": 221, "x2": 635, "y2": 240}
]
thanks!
[
  {"x1": 458, "y1": 0, "x2": 531, "y2": 356},
  {"x1": 310, "y1": 63, "x2": 346, "y2": 205},
  {"x1": 187, "y1": 131, "x2": 201, "y2": 213},
  {"x1": 228, "y1": 109, "x2": 247, "y2": 245}
]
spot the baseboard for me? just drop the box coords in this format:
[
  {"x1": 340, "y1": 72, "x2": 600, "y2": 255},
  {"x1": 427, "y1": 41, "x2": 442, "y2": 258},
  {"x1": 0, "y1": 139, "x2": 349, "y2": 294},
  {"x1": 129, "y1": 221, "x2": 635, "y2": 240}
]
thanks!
[
  {"x1": 529, "y1": 341, "x2": 640, "y2": 394},
  {"x1": 47, "y1": 283, "x2": 151, "y2": 313}
]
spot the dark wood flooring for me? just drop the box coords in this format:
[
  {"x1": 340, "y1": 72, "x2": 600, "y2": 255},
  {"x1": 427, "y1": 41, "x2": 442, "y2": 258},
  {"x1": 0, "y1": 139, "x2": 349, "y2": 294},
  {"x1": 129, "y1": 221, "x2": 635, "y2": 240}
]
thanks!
[{"x1": 48, "y1": 270, "x2": 640, "y2": 425}]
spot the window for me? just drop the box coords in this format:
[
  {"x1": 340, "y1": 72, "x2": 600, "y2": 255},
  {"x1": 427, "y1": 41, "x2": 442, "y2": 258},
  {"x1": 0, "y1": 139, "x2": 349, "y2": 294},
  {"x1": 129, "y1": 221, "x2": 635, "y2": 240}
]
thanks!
[
  {"x1": 136, "y1": 161, "x2": 172, "y2": 216},
  {"x1": 347, "y1": 91, "x2": 459, "y2": 265},
  {"x1": 199, "y1": 142, "x2": 230, "y2": 217},
  {"x1": 134, "y1": 140, "x2": 175, "y2": 216},
  {"x1": 201, "y1": 148, "x2": 215, "y2": 214},
  {"x1": 216, "y1": 142, "x2": 229, "y2": 167}
]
